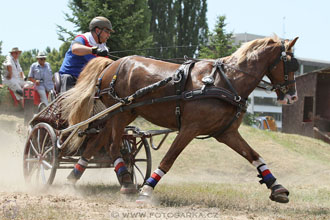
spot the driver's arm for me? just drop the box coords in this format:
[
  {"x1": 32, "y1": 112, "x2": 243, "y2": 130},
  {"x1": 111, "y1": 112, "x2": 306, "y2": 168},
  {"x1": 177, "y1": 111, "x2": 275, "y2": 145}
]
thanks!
[{"x1": 72, "y1": 43, "x2": 93, "y2": 56}]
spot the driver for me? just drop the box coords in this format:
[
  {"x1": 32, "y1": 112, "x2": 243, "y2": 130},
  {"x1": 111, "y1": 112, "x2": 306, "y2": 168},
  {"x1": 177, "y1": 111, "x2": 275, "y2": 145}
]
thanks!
[{"x1": 59, "y1": 16, "x2": 114, "y2": 91}]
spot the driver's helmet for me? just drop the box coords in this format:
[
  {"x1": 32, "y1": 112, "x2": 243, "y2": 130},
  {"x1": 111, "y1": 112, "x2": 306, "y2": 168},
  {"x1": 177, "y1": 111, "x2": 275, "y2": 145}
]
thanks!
[{"x1": 89, "y1": 16, "x2": 114, "y2": 32}]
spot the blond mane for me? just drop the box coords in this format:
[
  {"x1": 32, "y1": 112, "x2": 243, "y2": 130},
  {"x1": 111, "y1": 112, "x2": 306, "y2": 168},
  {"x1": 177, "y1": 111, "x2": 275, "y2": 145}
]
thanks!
[
  {"x1": 232, "y1": 35, "x2": 281, "y2": 64},
  {"x1": 60, "y1": 57, "x2": 113, "y2": 152}
]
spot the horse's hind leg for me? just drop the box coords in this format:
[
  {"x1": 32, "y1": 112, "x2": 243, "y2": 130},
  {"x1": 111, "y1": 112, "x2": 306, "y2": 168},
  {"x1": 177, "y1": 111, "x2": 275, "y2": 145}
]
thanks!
[
  {"x1": 137, "y1": 128, "x2": 197, "y2": 202},
  {"x1": 108, "y1": 114, "x2": 138, "y2": 194},
  {"x1": 217, "y1": 130, "x2": 289, "y2": 203},
  {"x1": 66, "y1": 130, "x2": 111, "y2": 184}
]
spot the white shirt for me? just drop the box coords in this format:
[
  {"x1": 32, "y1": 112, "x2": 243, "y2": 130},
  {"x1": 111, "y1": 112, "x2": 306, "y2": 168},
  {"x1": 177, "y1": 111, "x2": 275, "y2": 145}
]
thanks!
[
  {"x1": 76, "y1": 32, "x2": 109, "y2": 51},
  {"x1": 2, "y1": 54, "x2": 23, "y2": 81}
]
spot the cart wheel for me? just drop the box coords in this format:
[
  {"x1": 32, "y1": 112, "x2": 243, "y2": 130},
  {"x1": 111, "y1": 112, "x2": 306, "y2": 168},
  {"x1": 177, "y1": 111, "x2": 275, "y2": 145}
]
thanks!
[
  {"x1": 23, "y1": 123, "x2": 58, "y2": 186},
  {"x1": 122, "y1": 136, "x2": 151, "y2": 189}
]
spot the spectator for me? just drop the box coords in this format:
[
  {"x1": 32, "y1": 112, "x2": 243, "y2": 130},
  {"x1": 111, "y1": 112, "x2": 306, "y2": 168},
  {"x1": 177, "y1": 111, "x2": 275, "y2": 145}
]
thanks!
[
  {"x1": 28, "y1": 51, "x2": 54, "y2": 105},
  {"x1": 1, "y1": 47, "x2": 27, "y2": 101}
]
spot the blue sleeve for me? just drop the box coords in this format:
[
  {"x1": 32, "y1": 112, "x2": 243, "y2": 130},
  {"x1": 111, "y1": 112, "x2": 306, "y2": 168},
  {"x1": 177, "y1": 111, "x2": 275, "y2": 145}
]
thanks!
[{"x1": 73, "y1": 36, "x2": 85, "y2": 45}]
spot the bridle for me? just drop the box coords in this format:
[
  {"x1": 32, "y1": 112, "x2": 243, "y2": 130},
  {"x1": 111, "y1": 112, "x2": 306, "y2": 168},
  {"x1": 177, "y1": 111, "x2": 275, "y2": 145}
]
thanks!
[
  {"x1": 205, "y1": 40, "x2": 299, "y2": 97},
  {"x1": 266, "y1": 40, "x2": 299, "y2": 94}
]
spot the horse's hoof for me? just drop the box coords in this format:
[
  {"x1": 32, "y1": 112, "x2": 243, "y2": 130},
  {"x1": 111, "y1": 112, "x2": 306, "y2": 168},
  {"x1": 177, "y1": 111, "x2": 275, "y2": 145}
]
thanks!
[
  {"x1": 120, "y1": 184, "x2": 138, "y2": 194},
  {"x1": 269, "y1": 184, "x2": 289, "y2": 203},
  {"x1": 136, "y1": 194, "x2": 152, "y2": 204},
  {"x1": 136, "y1": 185, "x2": 153, "y2": 203}
]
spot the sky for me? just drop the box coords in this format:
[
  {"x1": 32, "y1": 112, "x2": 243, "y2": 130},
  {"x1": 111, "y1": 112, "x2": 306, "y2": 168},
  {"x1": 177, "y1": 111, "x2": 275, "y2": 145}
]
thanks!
[{"x1": 1, "y1": 0, "x2": 330, "y2": 62}]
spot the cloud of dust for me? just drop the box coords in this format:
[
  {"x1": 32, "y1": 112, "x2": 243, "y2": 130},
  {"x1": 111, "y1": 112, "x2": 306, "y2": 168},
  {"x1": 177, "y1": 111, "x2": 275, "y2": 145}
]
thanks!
[
  {"x1": 0, "y1": 115, "x2": 26, "y2": 191},
  {"x1": 0, "y1": 114, "x2": 121, "y2": 196}
]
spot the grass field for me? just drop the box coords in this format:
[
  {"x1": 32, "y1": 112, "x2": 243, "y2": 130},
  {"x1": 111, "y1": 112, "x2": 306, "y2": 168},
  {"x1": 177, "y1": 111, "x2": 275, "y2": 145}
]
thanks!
[{"x1": 0, "y1": 116, "x2": 329, "y2": 219}]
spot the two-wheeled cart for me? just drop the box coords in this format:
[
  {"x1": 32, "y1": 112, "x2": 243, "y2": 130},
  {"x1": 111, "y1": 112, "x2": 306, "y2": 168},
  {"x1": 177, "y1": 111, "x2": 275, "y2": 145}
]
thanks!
[{"x1": 23, "y1": 89, "x2": 173, "y2": 188}]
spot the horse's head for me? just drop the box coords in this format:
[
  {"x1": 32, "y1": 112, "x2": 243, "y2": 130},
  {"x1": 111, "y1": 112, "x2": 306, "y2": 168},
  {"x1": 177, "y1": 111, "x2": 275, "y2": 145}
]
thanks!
[{"x1": 266, "y1": 37, "x2": 299, "y2": 105}]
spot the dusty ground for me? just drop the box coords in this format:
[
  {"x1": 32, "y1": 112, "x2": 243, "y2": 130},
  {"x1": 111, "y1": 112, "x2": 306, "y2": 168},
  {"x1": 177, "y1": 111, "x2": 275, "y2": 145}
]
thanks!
[{"x1": 0, "y1": 114, "x2": 329, "y2": 220}]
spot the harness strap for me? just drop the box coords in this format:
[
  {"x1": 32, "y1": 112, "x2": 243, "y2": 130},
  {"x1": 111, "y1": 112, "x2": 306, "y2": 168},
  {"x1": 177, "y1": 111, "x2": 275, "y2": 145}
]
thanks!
[
  {"x1": 85, "y1": 86, "x2": 247, "y2": 134},
  {"x1": 98, "y1": 57, "x2": 129, "y2": 103},
  {"x1": 173, "y1": 60, "x2": 196, "y2": 130},
  {"x1": 95, "y1": 62, "x2": 115, "y2": 98},
  {"x1": 216, "y1": 59, "x2": 240, "y2": 100}
]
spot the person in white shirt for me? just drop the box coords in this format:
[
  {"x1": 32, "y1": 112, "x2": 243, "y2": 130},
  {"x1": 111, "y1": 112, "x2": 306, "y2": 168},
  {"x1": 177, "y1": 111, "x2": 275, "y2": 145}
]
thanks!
[
  {"x1": 2, "y1": 47, "x2": 27, "y2": 100},
  {"x1": 28, "y1": 51, "x2": 54, "y2": 105}
]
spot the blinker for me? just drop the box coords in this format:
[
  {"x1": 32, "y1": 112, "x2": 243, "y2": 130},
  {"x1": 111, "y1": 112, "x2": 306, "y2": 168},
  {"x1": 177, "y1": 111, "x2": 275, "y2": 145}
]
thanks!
[{"x1": 286, "y1": 57, "x2": 299, "y2": 72}]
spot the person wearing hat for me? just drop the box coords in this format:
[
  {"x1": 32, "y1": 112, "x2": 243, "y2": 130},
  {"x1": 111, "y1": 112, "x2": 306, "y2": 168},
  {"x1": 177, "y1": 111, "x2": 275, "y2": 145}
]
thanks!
[
  {"x1": 28, "y1": 51, "x2": 54, "y2": 105},
  {"x1": 1, "y1": 47, "x2": 27, "y2": 100},
  {"x1": 59, "y1": 16, "x2": 114, "y2": 91}
]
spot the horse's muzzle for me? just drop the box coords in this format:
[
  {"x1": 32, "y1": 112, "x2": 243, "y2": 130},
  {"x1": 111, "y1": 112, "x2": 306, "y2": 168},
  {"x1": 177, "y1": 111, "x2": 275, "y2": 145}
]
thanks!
[{"x1": 277, "y1": 93, "x2": 298, "y2": 105}]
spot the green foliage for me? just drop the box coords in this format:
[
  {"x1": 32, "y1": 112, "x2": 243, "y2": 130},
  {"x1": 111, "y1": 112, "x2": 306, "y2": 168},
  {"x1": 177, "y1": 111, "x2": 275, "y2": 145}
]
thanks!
[
  {"x1": 0, "y1": 84, "x2": 8, "y2": 103},
  {"x1": 16, "y1": 42, "x2": 69, "y2": 77},
  {"x1": 46, "y1": 42, "x2": 70, "y2": 72},
  {"x1": 148, "y1": 0, "x2": 208, "y2": 59},
  {"x1": 19, "y1": 49, "x2": 38, "y2": 75},
  {"x1": 199, "y1": 15, "x2": 239, "y2": 59},
  {"x1": 0, "y1": 41, "x2": 5, "y2": 84},
  {"x1": 59, "y1": 0, "x2": 153, "y2": 57},
  {"x1": 242, "y1": 112, "x2": 257, "y2": 126}
]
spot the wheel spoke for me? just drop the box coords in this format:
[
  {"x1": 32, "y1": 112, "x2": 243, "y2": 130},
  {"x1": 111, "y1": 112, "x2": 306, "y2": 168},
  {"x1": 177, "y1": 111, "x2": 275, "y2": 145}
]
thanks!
[
  {"x1": 132, "y1": 142, "x2": 143, "y2": 157},
  {"x1": 36, "y1": 165, "x2": 40, "y2": 182},
  {"x1": 28, "y1": 163, "x2": 38, "y2": 180},
  {"x1": 42, "y1": 146, "x2": 53, "y2": 157},
  {"x1": 25, "y1": 158, "x2": 39, "y2": 162},
  {"x1": 41, "y1": 160, "x2": 52, "y2": 170},
  {"x1": 29, "y1": 140, "x2": 39, "y2": 155},
  {"x1": 37, "y1": 129, "x2": 41, "y2": 152},
  {"x1": 133, "y1": 164, "x2": 145, "y2": 180},
  {"x1": 41, "y1": 132, "x2": 49, "y2": 155},
  {"x1": 134, "y1": 158, "x2": 148, "y2": 162},
  {"x1": 40, "y1": 164, "x2": 46, "y2": 184}
]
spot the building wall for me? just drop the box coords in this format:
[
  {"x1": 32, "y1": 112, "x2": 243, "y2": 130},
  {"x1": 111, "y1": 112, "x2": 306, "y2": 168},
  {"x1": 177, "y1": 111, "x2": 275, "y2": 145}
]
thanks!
[
  {"x1": 316, "y1": 73, "x2": 330, "y2": 120},
  {"x1": 282, "y1": 73, "x2": 317, "y2": 137},
  {"x1": 234, "y1": 33, "x2": 330, "y2": 131}
]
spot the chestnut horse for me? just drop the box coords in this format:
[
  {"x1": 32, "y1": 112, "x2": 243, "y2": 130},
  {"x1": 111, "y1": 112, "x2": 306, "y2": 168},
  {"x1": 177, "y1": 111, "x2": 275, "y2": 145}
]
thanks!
[{"x1": 61, "y1": 36, "x2": 299, "y2": 203}]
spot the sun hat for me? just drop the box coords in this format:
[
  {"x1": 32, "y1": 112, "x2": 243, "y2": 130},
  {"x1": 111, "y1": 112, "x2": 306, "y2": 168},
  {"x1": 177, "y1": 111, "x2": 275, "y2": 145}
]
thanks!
[
  {"x1": 9, "y1": 47, "x2": 22, "y2": 53},
  {"x1": 36, "y1": 51, "x2": 47, "y2": 59}
]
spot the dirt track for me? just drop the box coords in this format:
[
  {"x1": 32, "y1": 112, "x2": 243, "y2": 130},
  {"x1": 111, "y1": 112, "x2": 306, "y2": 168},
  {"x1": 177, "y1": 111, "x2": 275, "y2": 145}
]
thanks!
[
  {"x1": 0, "y1": 114, "x2": 329, "y2": 220},
  {"x1": 0, "y1": 115, "x2": 227, "y2": 220}
]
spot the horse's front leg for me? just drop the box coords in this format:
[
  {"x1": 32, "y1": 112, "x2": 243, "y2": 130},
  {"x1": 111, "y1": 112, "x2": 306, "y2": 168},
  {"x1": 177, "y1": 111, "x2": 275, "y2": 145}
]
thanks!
[
  {"x1": 217, "y1": 130, "x2": 289, "y2": 203},
  {"x1": 137, "y1": 128, "x2": 197, "y2": 202}
]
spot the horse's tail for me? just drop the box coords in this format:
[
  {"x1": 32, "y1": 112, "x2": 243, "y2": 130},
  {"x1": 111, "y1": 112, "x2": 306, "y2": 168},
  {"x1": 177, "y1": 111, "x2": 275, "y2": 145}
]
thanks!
[{"x1": 61, "y1": 57, "x2": 113, "y2": 153}]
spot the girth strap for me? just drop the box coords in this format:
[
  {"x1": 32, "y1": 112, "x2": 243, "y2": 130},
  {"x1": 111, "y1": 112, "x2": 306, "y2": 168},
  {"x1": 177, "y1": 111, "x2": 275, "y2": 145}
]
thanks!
[{"x1": 173, "y1": 60, "x2": 196, "y2": 130}]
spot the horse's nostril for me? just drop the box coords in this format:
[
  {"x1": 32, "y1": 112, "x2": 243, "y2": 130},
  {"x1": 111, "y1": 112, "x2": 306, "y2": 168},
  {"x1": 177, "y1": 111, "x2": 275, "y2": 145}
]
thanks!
[{"x1": 291, "y1": 96, "x2": 297, "y2": 101}]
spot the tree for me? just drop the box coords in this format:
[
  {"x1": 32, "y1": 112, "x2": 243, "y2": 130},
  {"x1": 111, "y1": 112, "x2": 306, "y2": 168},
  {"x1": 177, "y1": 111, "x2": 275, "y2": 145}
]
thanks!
[
  {"x1": 46, "y1": 42, "x2": 71, "y2": 72},
  {"x1": 0, "y1": 41, "x2": 5, "y2": 83},
  {"x1": 148, "y1": 0, "x2": 208, "y2": 59},
  {"x1": 58, "y1": 0, "x2": 153, "y2": 58},
  {"x1": 198, "y1": 15, "x2": 239, "y2": 59},
  {"x1": 19, "y1": 50, "x2": 38, "y2": 75}
]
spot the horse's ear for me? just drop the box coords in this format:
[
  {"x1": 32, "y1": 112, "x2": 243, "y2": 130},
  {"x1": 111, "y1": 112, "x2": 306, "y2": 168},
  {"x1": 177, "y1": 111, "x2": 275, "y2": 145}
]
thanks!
[{"x1": 288, "y1": 37, "x2": 299, "y2": 50}]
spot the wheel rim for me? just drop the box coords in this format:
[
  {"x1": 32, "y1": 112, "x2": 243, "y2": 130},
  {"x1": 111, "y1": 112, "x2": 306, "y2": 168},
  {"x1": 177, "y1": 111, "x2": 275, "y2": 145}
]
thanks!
[
  {"x1": 23, "y1": 123, "x2": 58, "y2": 185},
  {"x1": 122, "y1": 137, "x2": 151, "y2": 188}
]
